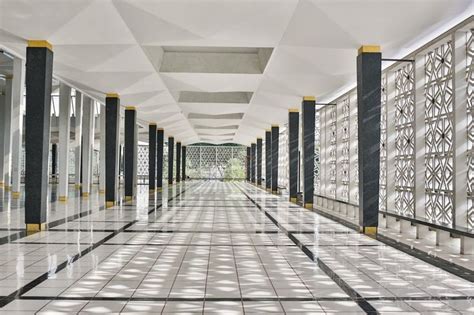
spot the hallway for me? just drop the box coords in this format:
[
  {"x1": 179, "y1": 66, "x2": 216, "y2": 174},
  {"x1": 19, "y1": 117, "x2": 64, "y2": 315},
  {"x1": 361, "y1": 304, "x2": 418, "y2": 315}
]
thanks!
[{"x1": 0, "y1": 181, "x2": 471, "y2": 314}]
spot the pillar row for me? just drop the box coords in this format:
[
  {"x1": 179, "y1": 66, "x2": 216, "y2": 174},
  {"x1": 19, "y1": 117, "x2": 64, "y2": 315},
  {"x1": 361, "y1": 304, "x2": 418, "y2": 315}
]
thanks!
[
  {"x1": 288, "y1": 109, "x2": 299, "y2": 202},
  {"x1": 149, "y1": 124, "x2": 157, "y2": 192},
  {"x1": 157, "y1": 129, "x2": 164, "y2": 191},
  {"x1": 357, "y1": 45, "x2": 382, "y2": 235},
  {"x1": 302, "y1": 97, "x2": 315, "y2": 209},
  {"x1": 25, "y1": 40, "x2": 53, "y2": 233},
  {"x1": 124, "y1": 106, "x2": 137, "y2": 200},
  {"x1": 182, "y1": 145, "x2": 186, "y2": 181},
  {"x1": 74, "y1": 91, "x2": 83, "y2": 190},
  {"x1": 105, "y1": 93, "x2": 120, "y2": 208},
  {"x1": 257, "y1": 138, "x2": 262, "y2": 186},
  {"x1": 168, "y1": 137, "x2": 174, "y2": 185},
  {"x1": 176, "y1": 142, "x2": 181, "y2": 183},
  {"x1": 271, "y1": 125, "x2": 279, "y2": 193},
  {"x1": 251, "y1": 143, "x2": 256, "y2": 184},
  {"x1": 265, "y1": 130, "x2": 271, "y2": 191}
]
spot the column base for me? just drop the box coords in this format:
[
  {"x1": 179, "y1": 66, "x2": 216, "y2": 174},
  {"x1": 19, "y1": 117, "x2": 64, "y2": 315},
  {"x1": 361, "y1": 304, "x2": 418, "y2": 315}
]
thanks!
[
  {"x1": 58, "y1": 196, "x2": 67, "y2": 202},
  {"x1": 12, "y1": 191, "x2": 21, "y2": 199},
  {"x1": 303, "y1": 203, "x2": 313, "y2": 209},
  {"x1": 360, "y1": 226, "x2": 378, "y2": 236},
  {"x1": 125, "y1": 196, "x2": 133, "y2": 201},
  {"x1": 156, "y1": 187, "x2": 163, "y2": 192},
  {"x1": 106, "y1": 201, "x2": 115, "y2": 208},
  {"x1": 290, "y1": 197, "x2": 297, "y2": 203},
  {"x1": 4, "y1": 185, "x2": 11, "y2": 191},
  {"x1": 82, "y1": 192, "x2": 90, "y2": 198},
  {"x1": 26, "y1": 223, "x2": 46, "y2": 235},
  {"x1": 0, "y1": 182, "x2": 4, "y2": 188},
  {"x1": 99, "y1": 189, "x2": 105, "y2": 195},
  {"x1": 75, "y1": 184, "x2": 81, "y2": 189}
]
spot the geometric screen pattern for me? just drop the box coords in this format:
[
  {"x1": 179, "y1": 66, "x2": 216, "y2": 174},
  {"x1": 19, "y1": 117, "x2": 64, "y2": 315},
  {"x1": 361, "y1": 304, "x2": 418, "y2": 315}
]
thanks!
[
  {"x1": 315, "y1": 111, "x2": 321, "y2": 194},
  {"x1": 379, "y1": 75, "x2": 387, "y2": 211},
  {"x1": 339, "y1": 97, "x2": 350, "y2": 202},
  {"x1": 424, "y1": 41, "x2": 454, "y2": 226},
  {"x1": 395, "y1": 63, "x2": 415, "y2": 217},
  {"x1": 467, "y1": 29, "x2": 474, "y2": 229},
  {"x1": 186, "y1": 146, "x2": 246, "y2": 179},
  {"x1": 328, "y1": 105, "x2": 337, "y2": 199},
  {"x1": 278, "y1": 127, "x2": 289, "y2": 190}
]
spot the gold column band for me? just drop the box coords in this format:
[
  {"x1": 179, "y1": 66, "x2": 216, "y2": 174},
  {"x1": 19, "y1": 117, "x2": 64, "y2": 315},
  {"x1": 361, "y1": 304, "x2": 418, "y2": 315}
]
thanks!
[
  {"x1": 304, "y1": 203, "x2": 313, "y2": 209},
  {"x1": 361, "y1": 226, "x2": 378, "y2": 235},
  {"x1": 27, "y1": 40, "x2": 53, "y2": 51},
  {"x1": 58, "y1": 196, "x2": 67, "y2": 202},
  {"x1": 26, "y1": 223, "x2": 46, "y2": 233},
  {"x1": 303, "y1": 96, "x2": 315, "y2": 101},
  {"x1": 125, "y1": 106, "x2": 136, "y2": 110},
  {"x1": 358, "y1": 45, "x2": 381, "y2": 54},
  {"x1": 106, "y1": 93, "x2": 119, "y2": 98},
  {"x1": 106, "y1": 201, "x2": 115, "y2": 208}
]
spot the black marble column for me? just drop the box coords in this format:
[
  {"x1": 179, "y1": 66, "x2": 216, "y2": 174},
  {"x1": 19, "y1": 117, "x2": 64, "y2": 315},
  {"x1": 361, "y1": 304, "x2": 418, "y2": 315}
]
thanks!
[
  {"x1": 265, "y1": 130, "x2": 271, "y2": 191},
  {"x1": 246, "y1": 147, "x2": 250, "y2": 181},
  {"x1": 289, "y1": 110, "x2": 299, "y2": 202},
  {"x1": 148, "y1": 124, "x2": 157, "y2": 192},
  {"x1": 24, "y1": 40, "x2": 53, "y2": 233},
  {"x1": 182, "y1": 146, "x2": 186, "y2": 181},
  {"x1": 257, "y1": 138, "x2": 262, "y2": 186},
  {"x1": 124, "y1": 107, "x2": 136, "y2": 200},
  {"x1": 168, "y1": 137, "x2": 174, "y2": 185},
  {"x1": 51, "y1": 143, "x2": 57, "y2": 181},
  {"x1": 357, "y1": 45, "x2": 382, "y2": 235},
  {"x1": 251, "y1": 143, "x2": 256, "y2": 183},
  {"x1": 176, "y1": 142, "x2": 181, "y2": 182},
  {"x1": 271, "y1": 125, "x2": 279, "y2": 193},
  {"x1": 302, "y1": 97, "x2": 315, "y2": 209},
  {"x1": 105, "y1": 94, "x2": 120, "y2": 208},
  {"x1": 157, "y1": 129, "x2": 164, "y2": 191}
]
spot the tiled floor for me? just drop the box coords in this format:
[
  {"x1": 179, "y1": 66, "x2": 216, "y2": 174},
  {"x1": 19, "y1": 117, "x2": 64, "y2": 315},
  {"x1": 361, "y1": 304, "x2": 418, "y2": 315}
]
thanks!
[{"x1": 0, "y1": 181, "x2": 472, "y2": 314}]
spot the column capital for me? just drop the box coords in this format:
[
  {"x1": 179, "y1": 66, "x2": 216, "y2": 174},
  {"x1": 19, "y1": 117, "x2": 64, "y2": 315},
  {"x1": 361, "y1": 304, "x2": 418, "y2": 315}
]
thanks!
[
  {"x1": 125, "y1": 106, "x2": 136, "y2": 110},
  {"x1": 106, "y1": 93, "x2": 119, "y2": 98},
  {"x1": 149, "y1": 123, "x2": 157, "y2": 126},
  {"x1": 302, "y1": 96, "x2": 315, "y2": 101},
  {"x1": 27, "y1": 40, "x2": 53, "y2": 51},
  {"x1": 289, "y1": 108, "x2": 299, "y2": 112},
  {"x1": 271, "y1": 124, "x2": 279, "y2": 128},
  {"x1": 358, "y1": 45, "x2": 381, "y2": 54}
]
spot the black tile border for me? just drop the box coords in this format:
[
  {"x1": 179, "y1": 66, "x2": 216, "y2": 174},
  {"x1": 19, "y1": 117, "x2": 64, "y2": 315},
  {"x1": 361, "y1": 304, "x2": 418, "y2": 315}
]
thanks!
[
  {"x1": 234, "y1": 182, "x2": 379, "y2": 315},
  {"x1": 0, "y1": 182, "x2": 200, "y2": 308},
  {"x1": 15, "y1": 295, "x2": 474, "y2": 302}
]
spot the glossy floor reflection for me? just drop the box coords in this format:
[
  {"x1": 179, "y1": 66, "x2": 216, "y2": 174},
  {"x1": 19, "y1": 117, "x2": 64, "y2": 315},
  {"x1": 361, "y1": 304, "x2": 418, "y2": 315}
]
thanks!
[{"x1": 0, "y1": 181, "x2": 472, "y2": 314}]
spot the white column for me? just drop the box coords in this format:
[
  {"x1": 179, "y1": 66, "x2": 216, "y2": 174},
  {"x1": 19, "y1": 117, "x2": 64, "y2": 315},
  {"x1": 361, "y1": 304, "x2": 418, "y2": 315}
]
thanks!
[
  {"x1": 99, "y1": 104, "x2": 106, "y2": 194},
  {"x1": 82, "y1": 96, "x2": 95, "y2": 196},
  {"x1": 0, "y1": 88, "x2": 5, "y2": 188},
  {"x1": 11, "y1": 57, "x2": 25, "y2": 197},
  {"x1": 414, "y1": 54, "x2": 426, "y2": 220},
  {"x1": 58, "y1": 83, "x2": 71, "y2": 201},
  {"x1": 453, "y1": 30, "x2": 468, "y2": 229},
  {"x1": 74, "y1": 91, "x2": 83, "y2": 190},
  {"x1": 3, "y1": 76, "x2": 13, "y2": 189},
  {"x1": 386, "y1": 70, "x2": 397, "y2": 212}
]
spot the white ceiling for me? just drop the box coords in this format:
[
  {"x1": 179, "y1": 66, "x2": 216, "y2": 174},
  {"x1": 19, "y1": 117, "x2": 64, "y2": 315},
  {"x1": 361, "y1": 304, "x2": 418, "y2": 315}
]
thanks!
[{"x1": 0, "y1": 0, "x2": 471, "y2": 145}]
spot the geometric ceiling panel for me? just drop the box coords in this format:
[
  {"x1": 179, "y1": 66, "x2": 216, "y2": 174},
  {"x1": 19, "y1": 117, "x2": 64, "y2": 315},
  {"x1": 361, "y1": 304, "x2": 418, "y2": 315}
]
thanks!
[{"x1": 0, "y1": 0, "x2": 471, "y2": 144}]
